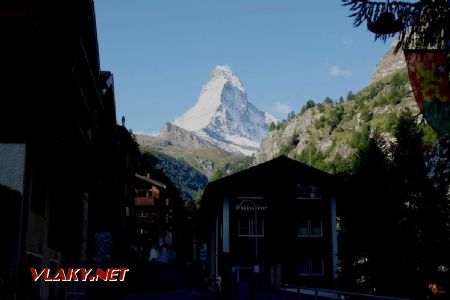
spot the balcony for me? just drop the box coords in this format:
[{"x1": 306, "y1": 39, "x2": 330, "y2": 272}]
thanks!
[
  {"x1": 135, "y1": 212, "x2": 159, "y2": 223},
  {"x1": 135, "y1": 196, "x2": 154, "y2": 206}
]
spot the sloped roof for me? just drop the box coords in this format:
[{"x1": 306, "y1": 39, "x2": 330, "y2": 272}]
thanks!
[
  {"x1": 135, "y1": 174, "x2": 167, "y2": 189},
  {"x1": 199, "y1": 155, "x2": 342, "y2": 228},
  {"x1": 206, "y1": 155, "x2": 335, "y2": 192}
]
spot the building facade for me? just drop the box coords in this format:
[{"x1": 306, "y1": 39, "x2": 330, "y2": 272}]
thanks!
[
  {"x1": 129, "y1": 174, "x2": 175, "y2": 264},
  {"x1": 200, "y1": 156, "x2": 339, "y2": 295},
  {"x1": 0, "y1": 1, "x2": 127, "y2": 299}
]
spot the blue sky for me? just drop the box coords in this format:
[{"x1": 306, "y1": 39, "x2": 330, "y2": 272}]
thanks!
[{"x1": 94, "y1": 0, "x2": 395, "y2": 135}]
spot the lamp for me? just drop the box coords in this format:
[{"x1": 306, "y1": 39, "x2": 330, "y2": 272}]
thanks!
[
  {"x1": 343, "y1": 0, "x2": 448, "y2": 52},
  {"x1": 367, "y1": 11, "x2": 404, "y2": 34}
]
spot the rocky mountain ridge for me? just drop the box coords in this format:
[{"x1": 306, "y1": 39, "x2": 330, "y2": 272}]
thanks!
[
  {"x1": 368, "y1": 41, "x2": 405, "y2": 85},
  {"x1": 138, "y1": 122, "x2": 220, "y2": 151},
  {"x1": 136, "y1": 123, "x2": 241, "y2": 178}
]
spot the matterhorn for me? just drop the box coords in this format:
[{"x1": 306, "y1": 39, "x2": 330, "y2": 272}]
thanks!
[{"x1": 174, "y1": 65, "x2": 276, "y2": 156}]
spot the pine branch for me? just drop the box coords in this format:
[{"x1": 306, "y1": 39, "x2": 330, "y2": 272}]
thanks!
[{"x1": 342, "y1": 0, "x2": 448, "y2": 53}]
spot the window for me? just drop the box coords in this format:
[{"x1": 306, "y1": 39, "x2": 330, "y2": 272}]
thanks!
[
  {"x1": 310, "y1": 185, "x2": 321, "y2": 199},
  {"x1": 297, "y1": 218, "x2": 322, "y2": 237},
  {"x1": 238, "y1": 213, "x2": 264, "y2": 237},
  {"x1": 237, "y1": 198, "x2": 266, "y2": 237},
  {"x1": 298, "y1": 256, "x2": 324, "y2": 276},
  {"x1": 296, "y1": 182, "x2": 321, "y2": 199},
  {"x1": 297, "y1": 219, "x2": 309, "y2": 236},
  {"x1": 310, "y1": 219, "x2": 322, "y2": 237}
]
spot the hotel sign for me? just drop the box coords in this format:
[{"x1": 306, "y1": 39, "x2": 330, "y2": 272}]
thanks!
[{"x1": 236, "y1": 199, "x2": 267, "y2": 211}]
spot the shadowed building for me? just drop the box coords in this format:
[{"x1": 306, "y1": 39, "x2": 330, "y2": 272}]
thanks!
[
  {"x1": 0, "y1": 1, "x2": 130, "y2": 299},
  {"x1": 200, "y1": 155, "x2": 340, "y2": 296},
  {"x1": 130, "y1": 174, "x2": 175, "y2": 264}
]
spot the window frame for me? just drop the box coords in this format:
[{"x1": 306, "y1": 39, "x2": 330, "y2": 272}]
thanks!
[
  {"x1": 296, "y1": 182, "x2": 322, "y2": 199},
  {"x1": 238, "y1": 213, "x2": 264, "y2": 237},
  {"x1": 297, "y1": 218, "x2": 323, "y2": 238},
  {"x1": 298, "y1": 256, "x2": 325, "y2": 276}
]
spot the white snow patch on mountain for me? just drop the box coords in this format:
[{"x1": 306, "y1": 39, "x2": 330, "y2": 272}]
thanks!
[{"x1": 174, "y1": 65, "x2": 276, "y2": 155}]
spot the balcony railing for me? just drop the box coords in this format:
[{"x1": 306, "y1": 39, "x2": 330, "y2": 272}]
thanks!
[
  {"x1": 282, "y1": 285, "x2": 411, "y2": 300},
  {"x1": 134, "y1": 196, "x2": 154, "y2": 206},
  {"x1": 135, "y1": 213, "x2": 159, "y2": 223}
]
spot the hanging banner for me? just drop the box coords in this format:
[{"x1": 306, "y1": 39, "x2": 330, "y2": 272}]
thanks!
[{"x1": 405, "y1": 50, "x2": 450, "y2": 135}]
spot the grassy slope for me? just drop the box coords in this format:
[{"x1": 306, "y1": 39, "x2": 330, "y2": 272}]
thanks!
[{"x1": 263, "y1": 70, "x2": 437, "y2": 174}]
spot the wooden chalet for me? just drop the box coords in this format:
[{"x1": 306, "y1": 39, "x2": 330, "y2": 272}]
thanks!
[{"x1": 200, "y1": 155, "x2": 340, "y2": 296}]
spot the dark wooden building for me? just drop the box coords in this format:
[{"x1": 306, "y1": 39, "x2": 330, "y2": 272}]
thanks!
[
  {"x1": 0, "y1": 1, "x2": 132, "y2": 299},
  {"x1": 200, "y1": 156, "x2": 339, "y2": 295},
  {"x1": 129, "y1": 174, "x2": 175, "y2": 264}
]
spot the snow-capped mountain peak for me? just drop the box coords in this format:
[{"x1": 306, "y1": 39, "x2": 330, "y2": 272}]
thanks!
[
  {"x1": 211, "y1": 65, "x2": 245, "y2": 91},
  {"x1": 174, "y1": 65, "x2": 276, "y2": 156}
]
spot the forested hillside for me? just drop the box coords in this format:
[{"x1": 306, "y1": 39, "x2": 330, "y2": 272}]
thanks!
[
  {"x1": 254, "y1": 70, "x2": 438, "y2": 174},
  {"x1": 140, "y1": 147, "x2": 208, "y2": 200}
]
